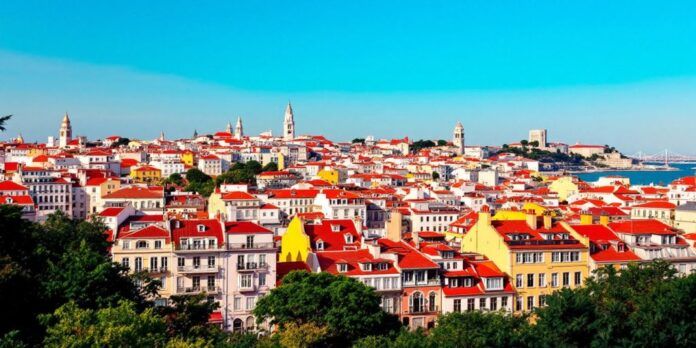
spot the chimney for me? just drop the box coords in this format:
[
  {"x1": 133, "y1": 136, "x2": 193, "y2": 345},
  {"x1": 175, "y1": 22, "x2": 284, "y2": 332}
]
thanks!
[
  {"x1": 580, "y1": 211, "x2": 593, "y2": 225},
  {"x1": 386, "y1": 210, "x2": 403, "y2": 242},
  {"x1": 353, "y1": 215, "x2": 364, "y2": 237},
  {"x1": 599, "y1": 213, "x2": 610, "y2": 226},
  {"x1": 525, "y1": 210, "x2": 538, "y2": 230},
  {"x1": 543, "y1": 211, "x2": 552, "y2": 230},
  {"x1": 478, "y1": 205, "x2": 492, "y2": 226},
  {"x1": 413, "y1": 230, "x2": 420, "y2": 249}
]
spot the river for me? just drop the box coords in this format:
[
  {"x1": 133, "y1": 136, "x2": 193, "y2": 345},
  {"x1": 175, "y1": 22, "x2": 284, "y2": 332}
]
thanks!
[{"x1": 575, "y1": 163, "x2": 696, "y2": 186}]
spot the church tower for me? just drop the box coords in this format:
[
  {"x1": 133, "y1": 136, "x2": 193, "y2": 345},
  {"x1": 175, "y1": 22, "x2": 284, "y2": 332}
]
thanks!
[
  {"x1": 59, "y1": 112, "x2": 72, "y2": 148},
  {"x1": 283, "y1": 102, "x2": 295, "y2": 141},
  {"x1": 225, "y1": 121, "x2": 233, "y2": 134},
  {"x1": 453, "y1": 121, "x2": 465, "y2": 155},
  {"x1": 234, "y1": 116, "x2": 244, "y2": 139}
]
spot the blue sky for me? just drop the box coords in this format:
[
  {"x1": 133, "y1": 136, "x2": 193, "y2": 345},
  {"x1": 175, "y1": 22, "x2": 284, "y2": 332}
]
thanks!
[{"x1": 1, "y1": 1, "x2": 695, "y2": 154}]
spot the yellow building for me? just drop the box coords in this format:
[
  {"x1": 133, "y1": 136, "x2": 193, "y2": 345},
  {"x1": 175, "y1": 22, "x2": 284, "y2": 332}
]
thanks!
[
  {"x1": 317, "y1": 168, "x2": 340, "y2": 185},
  {"x1": 548, "y1": 176, "x2": 579, "y2": 202},
  {"x1": 493, "y1": 203, "x2": 552, "y2": 221},
  {"x1": 181, "y1": 151, "x2": 195, "y2": 167},
  {"x1": 461, "y1": 208, "x2": 589, "y2": 312},
  {"x1": 279, "y1": 216, "x2": 311, "y2": 262},
  {"x1": 130, "y1": 165, "x2": 162, "y2": 184},
  {"x1": 28, "y1": 147, "x2": 48, "y2": 159}
]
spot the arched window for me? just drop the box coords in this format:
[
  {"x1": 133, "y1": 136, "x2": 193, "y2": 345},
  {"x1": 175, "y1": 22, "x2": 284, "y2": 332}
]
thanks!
[
  {"x1": 409, "y1": 292, "x2": 423, "y2": 313},
  {"x1": 136, "y1": 241, "x2": 148, "y2": 249},
  {"x1": 245, "y1": 316, "x2": 255, "y2": 332},
  {"x1": 428, "y1": 292, "x2": 437, "y2": 312},
  {"x1": 232, "y1": 318, "x2": 244, "y2": 332}
]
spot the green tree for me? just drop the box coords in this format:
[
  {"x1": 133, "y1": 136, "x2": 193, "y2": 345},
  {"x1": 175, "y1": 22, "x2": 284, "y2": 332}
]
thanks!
[
  {"x1": 186, "y1": 168, "x2": 211, "y2": 184},
  {"x1": 278, "y1": 322, "x2": 330, "y2": 348},
  {"x1": 262, "y1": 162, "x2": 279, "y2": 172},
  {"x1": 428, "y1": 311, "x2": 531, "y2": 348},
  {"x1": 42, "y1": 301, "x2": 169, "y2": 347},
  {"x1": 437, "y1": 139, "x2": 448, "y2": 146},
  {"x1": 254, "y1": 271, "x2": 401, "y2": 345},
  {"x1": 351, "y1": 138, "x2": 365, "y2": 144},
  {"x1": 0, "y1": 115, "x2": 11, "y2": 131},
  {"x1": 529, "y1": 140, "x2": 539, "y2": 147},
  {"x1": 165, "y1": 173, "x2": 185, "y2": 187},
  {"x1": 245, "y1": 160, "x2": 263, "y2": 175},
  {"x1": 157, "y1": 294, "x2": 221, "y2": 340},
  {"x1": 431, "y1": 171, "x2": 440, "y2": 180}
]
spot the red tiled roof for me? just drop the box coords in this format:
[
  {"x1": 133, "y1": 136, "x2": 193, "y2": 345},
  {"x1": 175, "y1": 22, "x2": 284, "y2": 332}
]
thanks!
[
  {"x1": 0, "y1": 181, "x2": 28, "y2": 191},
  {"x1": 103, "y1": 187, "x2": 163, "y2": 199},
  {"x1": 120, "y1": 225, "x2": 171, "y2": 243},
  {"x1": 99, "y1": 207, "x2": 125, "y2": 217},
  {"x1": 225, "y1": 221, "x2": 272, "y2": 234},
  {"x1": 608, "y1": 219, "x2": 676, "y2": 235},
  {"x1": 171, "y1": 219, "x2": 224, "y2": 246}
]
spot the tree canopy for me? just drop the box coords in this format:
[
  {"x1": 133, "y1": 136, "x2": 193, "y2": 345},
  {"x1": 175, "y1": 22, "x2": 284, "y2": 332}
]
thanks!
[{"x1": 254, "y1": 271, "x2": 401, "y2": 345}]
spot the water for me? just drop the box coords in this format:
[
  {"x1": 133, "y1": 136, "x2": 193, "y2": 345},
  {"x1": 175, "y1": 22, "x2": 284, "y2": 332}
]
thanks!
[{"x1": 576, "y1": 163, "x2": 696, "y2": 186}]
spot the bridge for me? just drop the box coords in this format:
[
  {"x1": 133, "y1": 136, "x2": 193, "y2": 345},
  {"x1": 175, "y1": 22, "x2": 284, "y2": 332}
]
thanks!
[{"x1": 628, "y1": 150, "x2": 696, "y2": 164}]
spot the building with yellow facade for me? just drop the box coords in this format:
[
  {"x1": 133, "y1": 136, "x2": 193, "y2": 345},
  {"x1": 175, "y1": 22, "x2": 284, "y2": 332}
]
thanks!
[
  {"x1": 130, "y1": 165, "x2": 162, "y2": 184},
  {"x1": 181, "y1": 151, "x2": 196, "y2": 167},
  {"x1": 279, "y1": 216, "x2": 311, "y2": 262},
  {"x1": 492, "y1": 202, "x2": 553, "y2": 221},
  {"x1": 548, "y1": 176, "x2": 580, "y2": 202},
  {"x1": 317, "y1": 168, "x2": 340, "y2": 185},
  {"x1": 461, "y1": 207, "x2": 589, "y2": 312}
]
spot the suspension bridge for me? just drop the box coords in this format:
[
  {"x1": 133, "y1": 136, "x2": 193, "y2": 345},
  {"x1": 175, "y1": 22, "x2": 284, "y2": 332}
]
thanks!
[{"x1": 628, "y1": 150, "x2": 696, "y2": 164}]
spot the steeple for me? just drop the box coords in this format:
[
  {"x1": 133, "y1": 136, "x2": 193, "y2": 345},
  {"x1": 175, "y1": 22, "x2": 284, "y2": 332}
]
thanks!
[
  {"x1": 226, "y1": 121, "x2": 233, "y2": 134},
  {"x1": 193, "y1": 129, "x2": 198, "y2": 139},
  {"x1": 159, "y1": 130, "x2": 165, "y2": 142},
  {"x1": 453, "y1": 121, "x2": 465, "y2": 155},
  {"x1": 283, "y1": 101, "x2": 295, "y2": 141},
  {"x1": 234, "y1": 116, "x2": 244, "y2": 139},
  {"x1": 59, "y1": 112, "x2": 73, "y2": 148}
]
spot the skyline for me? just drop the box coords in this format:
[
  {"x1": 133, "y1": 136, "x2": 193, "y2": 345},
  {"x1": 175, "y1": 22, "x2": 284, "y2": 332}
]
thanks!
[{"x1": 2, "y1": 1, "x2": 696, "y2": 153}]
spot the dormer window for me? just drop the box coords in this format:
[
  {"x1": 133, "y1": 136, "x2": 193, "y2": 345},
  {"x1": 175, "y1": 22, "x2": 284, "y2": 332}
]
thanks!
[
  {"x1": 316, "y1": 240, "x2": 324, "y2": 250},
  {"x1": 484, "y1": 277, "x2": 503, "y2": 290},
  {"x1": 338, "y1": 263, "x2": 348, "y2": 273},
  {"x1": 617, "y1": 243, "x2": 625, "y2": 252},
  {"x1": 361, "y1": 263, "x2": 372, "y2": 271},
  {"x1": 331, "y1": 224, "x2": 341, "y2": 232},
  {"x1": 197, "y1": 224, "x2": 206, "y2": 232},
  {"x1": 344, "y1": 233, "x2": 353, "y2": 243}
]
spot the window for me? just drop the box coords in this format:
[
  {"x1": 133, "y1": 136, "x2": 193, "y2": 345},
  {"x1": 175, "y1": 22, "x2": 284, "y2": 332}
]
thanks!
[
  {"x1": 316, "y1": 241, "x2": 324, "y2": 250},
  {"x1": 429, "y1": 292, "x2": 436, "y2": 312},
  {"x1": 207, "y1": 256, "x2": 215, "y2": 267},
  {"x1": 192, "y1": 276, "x2": 200, "y2": 289},
  {"x1": 233, "y1": 297, "x2": 241, "y2": 311},
  {"x1": 516, "y1": 274, "x2": 523, "y2": 288},
  {"x1": 197, "y1": 224, "x2": 205, "y2": 232},
  {"x1": 136, "y1": 241, "x2": 148, "y2": 249},
  {"x1": 246, "y1": 296, "x2": 256, "y2": 310},
  {"x1": 338, "y1": 263, "x2": 348, "y2": 273},
  {"x1": 193, "y1": 257, "x2": 200, "y2": 268},
  {"x1": 154, "y1": 240, "x2": 162, "y2": 249},
  {"x1": 485, "y1": 277, "x2": 503, "y2": 290},
  {"x1": 516, "y1": 297, "x2": 522, "y2": 311},
  {"x1": 574, "y1": 272, "x2": 582, "y2": 286},
  {"x1": 415, "y1": 271, "x2": 425, "y2": 283},
  {"x1": 562, "y1": 272, "x2": 570, "y2": 287},
  {"x1": 490, "y1": 297, "x2": 497, "y2": 311},
  {"x1": 259, "y1": 273, "x2": 266, "y2": 287},
  {"x1": 410, "y1": 292, "x2": 424, "y2": 313},
  {"x1": 539, "y1": 273, "x2": 546, "y2": 287},
  {"x1": 246, "y1": 235, "x2": 255, "y2": 248},
  {"x1": 161, "y1": 257, "x2": 168, "y2": 271},
  {"x1": 479, "y1": 298, "x2": 486, "y2": 310},
  {"x1": 527, "y1": 296, "x2": 534, "y2": 310},
  {"x1": 467, "y1": 299, "x2": 475, "y2": 311},
  {"x1": 527, "y1": 274, "x2": 534, "y2": 287},
  {"x1": 239, "y1": 274, "x2": 252, "y2": 288},
  {"x1": 178, "y1": 257, "x2": 185, "y2": 267},
  {"x1": 551, "y1": 273, "x2": 558, "y2": 287},
  {"x1": 501, "y1": 296, "x2": 508, "y2": 309},
  {"x1": 454, "y1": 299, "x2": 462, "y2": 312},
  {"x1": 122, "y1": 257, "x2": 130, "y2": 269},
  {"x1": 134, "y1": 257, "x2": 142, "y2": 272},
  {"x1": 552, "y1": 251, "x2": 580, "y2": 263},
  {"x1": 539, "y1": 295, "x2": 546, "y2": 307},
  {"x1": 150, "y1": 257, "x2": 158, "y2": 271}
]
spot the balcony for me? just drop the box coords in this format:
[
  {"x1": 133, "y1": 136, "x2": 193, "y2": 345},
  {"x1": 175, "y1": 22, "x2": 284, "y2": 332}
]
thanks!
[
  {"x1": 133, "y1": 267, "x2": 169, "y2": 274},
  {"x1": 227, "y1": 242, "x2": 276, "y2": 251},
  {"x1": 175, "y1": 244, "x2": 223, "y2": 252},
  {"x1": 237, "y1": 262, "x2": 269, "y2": 271},
  {"x1": 507, "y1": 239, "x2": 581, "y2": 247},
  {"x1": 402, "y1": 278, "x2": 441, "y2": 287},
  {"x1": 238, "y1": 284, "x2": 257, "y2": 292},
  {"x1": 406, "y1": 305, "x2": 439, "y2": 314},
  {"x1": 176, "y1": 286, "x2": 221, "y2": 295},
  {"x1": 177, "y1": 265, "x2": 220, "y2": 273}
]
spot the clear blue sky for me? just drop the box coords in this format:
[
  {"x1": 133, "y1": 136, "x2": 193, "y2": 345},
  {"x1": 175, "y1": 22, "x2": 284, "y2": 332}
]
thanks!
[{"x1": 1, "y1": 1, "x2": 695, "y2": 154}]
